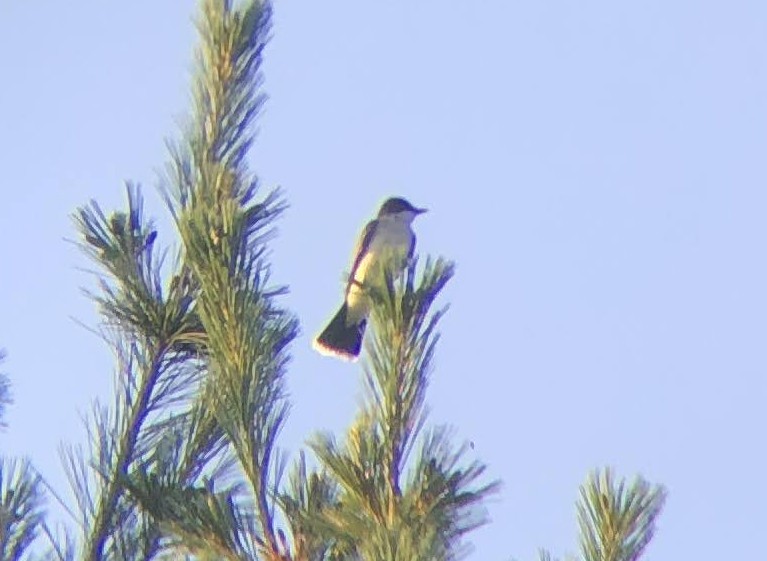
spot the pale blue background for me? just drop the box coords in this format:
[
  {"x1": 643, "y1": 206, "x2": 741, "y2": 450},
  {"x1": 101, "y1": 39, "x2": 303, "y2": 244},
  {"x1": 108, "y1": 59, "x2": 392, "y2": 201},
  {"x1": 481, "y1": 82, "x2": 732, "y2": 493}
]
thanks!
[{"x1": 2, "y1": 1, "x2": 766, "y2": 559}]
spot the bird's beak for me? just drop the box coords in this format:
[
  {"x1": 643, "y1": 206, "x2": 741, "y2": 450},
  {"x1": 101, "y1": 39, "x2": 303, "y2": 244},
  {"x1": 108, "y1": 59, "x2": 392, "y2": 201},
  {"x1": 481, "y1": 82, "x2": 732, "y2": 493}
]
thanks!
[{"x1": 416, "y1": 208, "x2": 428, "y2": 215}]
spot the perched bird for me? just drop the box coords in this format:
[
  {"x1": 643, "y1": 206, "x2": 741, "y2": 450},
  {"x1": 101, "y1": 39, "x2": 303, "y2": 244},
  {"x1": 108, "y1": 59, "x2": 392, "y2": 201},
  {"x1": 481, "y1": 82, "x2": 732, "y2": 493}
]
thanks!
[{"x1": 313, "y1": 197, "x2": 427, "y2": 361}]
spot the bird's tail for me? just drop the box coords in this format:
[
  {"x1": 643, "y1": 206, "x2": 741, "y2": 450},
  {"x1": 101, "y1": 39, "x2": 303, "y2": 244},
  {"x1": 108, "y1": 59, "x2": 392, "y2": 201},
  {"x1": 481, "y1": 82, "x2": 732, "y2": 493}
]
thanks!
[{"x1": 313, "y1": 303, "x2": 366, "y2": 361}]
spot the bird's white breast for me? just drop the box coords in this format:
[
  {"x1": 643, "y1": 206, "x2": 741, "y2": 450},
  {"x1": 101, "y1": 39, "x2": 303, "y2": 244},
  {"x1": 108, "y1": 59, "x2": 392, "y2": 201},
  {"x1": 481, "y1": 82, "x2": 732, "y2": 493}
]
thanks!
[
  {"x1": 345, "y1": 215, "x2": 414, "y2": 321},
  {"x1": 355, "y1": 217, "x2": 413, "y2": 283}
]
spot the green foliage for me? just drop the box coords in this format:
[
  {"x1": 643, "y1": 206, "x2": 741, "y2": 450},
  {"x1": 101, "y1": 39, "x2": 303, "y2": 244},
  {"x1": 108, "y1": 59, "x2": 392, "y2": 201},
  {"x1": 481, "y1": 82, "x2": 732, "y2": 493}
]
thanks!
[
  {"x1": 125, "y1": 471, "x2": 259, "y2": 561},
  {"x1": 0, "y1": 350, "x2": 10, "y2": 428},
  {"x1": 530, "y1": 469, "x2": 665, "y2": 561},
  {"x1": 0, "y1": 2, "x2": 668, "y2": 561},
  {"x1": 0, "y1": 458, "x2": 45, "y2": 561},
  {"x1": 69, "y1": 183, "x2": 223, "y2": 561},
  {"x1": 0, "y1": 356, "x2": 47, "y2": 561},
  {"x1": 74, "y1": 187, "x2": 203, "y2": 351},
  {"x1": 577, "y1": 469, "x2": 666, "y2": 561},
  {"x1": 305, "y1": 260, "x2": 501, "y2": 561},
  {"x1": 537, "y1": 549, "x2": 558, "y2": 561},
  {"x1": 278, "y1": 453, "x2": 340, "y2": 561},
  {"x1": 159, "y1": 0, "x2": 298, "y2": 558},
  {"x1": 67, "y1": 1, "x2": 295, "y2": 560}
]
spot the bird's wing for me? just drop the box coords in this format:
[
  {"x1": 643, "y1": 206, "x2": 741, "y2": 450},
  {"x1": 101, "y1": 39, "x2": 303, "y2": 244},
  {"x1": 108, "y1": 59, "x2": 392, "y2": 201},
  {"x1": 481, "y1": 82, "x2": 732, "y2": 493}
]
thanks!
[{"x1": 346, "y1": 218, "x2": 378, "y2": 292}]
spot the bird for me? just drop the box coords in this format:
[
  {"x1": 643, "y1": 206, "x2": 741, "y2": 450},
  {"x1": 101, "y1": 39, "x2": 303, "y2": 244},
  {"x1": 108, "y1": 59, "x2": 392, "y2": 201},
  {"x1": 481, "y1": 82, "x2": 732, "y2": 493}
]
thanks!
[{"x1": 313, "y1": 197, "x2": 427, "y2": 361}]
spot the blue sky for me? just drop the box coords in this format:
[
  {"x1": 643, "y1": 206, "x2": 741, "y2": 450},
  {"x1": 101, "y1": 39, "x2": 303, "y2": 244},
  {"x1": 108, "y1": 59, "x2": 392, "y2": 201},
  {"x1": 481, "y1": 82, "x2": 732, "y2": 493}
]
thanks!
[{"x1": 1, "y1": 1, "x2": 766, "y2": 559}]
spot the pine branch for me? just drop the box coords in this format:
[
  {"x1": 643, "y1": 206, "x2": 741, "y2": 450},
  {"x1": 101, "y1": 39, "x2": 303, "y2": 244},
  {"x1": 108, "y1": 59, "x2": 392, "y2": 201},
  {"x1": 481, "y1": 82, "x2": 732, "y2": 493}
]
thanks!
[
  {"x1": 156, "y1": 1, "x2": 297, "y2": 559},
  {"x1": 0, "y1": 458, "x2": 45, "y2": 561},
  {"x1": 279, "y1": 452, "x2": 340, "y2": 561},
  {"x1": 309, "y1": 258, "x2": 499, "y2": 561},
  {"x1": 364, "y1": 257, "x2": 455, "y2": 504},
  {"x1": 67, "y1": 1, "x2": 294, "y2": 559},
  {"x1": 577, "y1": 468, "x2": 666, "y2": 561},
  {"x1": 70, "y1": 187, "x2": 215, "y2": 561},
  {"x1": 125, "y1": 471, "x2": 256, "y2": 561},
  {"x1": 0, "y1": 350, "x2": 10, "y2": 429},
  {"x1": 403, "y1": 427, "x2": 500, "y2": 559},
  {"x1": 538, "y1": 550, "x2": 558, "y2": 561},
  {"x1": 123, "y1": 396, "x2": 255, "y2": 561},
  {"x1": 80, "y1": 340, "x2": 167, "y2": 561},
  {"x1": 41, "y1": 521, "x2": 77, "y2": 561}
]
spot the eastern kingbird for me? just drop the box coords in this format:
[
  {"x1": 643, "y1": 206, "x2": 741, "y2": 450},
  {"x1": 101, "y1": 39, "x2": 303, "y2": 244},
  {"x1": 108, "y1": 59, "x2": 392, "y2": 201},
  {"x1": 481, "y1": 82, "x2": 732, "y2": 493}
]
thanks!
[{"x1": 313, "y1": 197, "x2": 427, "y2": 361}]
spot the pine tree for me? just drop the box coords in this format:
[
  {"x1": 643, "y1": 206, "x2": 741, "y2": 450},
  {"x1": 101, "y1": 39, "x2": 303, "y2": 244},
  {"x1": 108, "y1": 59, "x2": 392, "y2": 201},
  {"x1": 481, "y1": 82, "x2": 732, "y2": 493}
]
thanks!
[
  {"x1": 285, "y1": 259, "x2": 500, "y2": 561},
  {"x1": 0, "y1": 350, "x2": 10, "y2": 428},
  {"x1": 65, "y1": 1, "x2": 499, "y2": 558},
  {"x1": 2, "y1": 1, "x2": 667, "y2": 560},
  {"x1": 537, "y1": 469, "x2": 666, "y2": 561},
  {"x1": 0, "y1": 353, "x2": 47, "y2": 561}
]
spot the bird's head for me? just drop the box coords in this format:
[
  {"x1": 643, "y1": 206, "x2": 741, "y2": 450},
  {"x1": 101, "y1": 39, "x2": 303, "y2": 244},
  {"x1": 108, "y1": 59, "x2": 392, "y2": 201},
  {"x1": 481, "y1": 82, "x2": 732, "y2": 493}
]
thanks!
[{"x1": 377, "y1": 197, "x2": 427, "y2": 221}]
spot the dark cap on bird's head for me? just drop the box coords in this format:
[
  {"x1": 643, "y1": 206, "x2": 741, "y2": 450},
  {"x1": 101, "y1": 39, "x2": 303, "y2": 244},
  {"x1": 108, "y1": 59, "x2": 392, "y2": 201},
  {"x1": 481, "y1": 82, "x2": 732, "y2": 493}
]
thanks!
[{"x1": 377, "y1": 197, "x2": 427, "y2": 217}]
